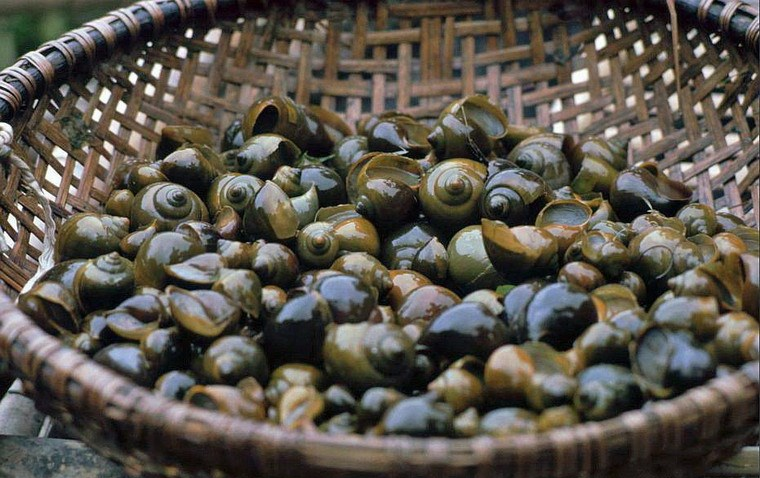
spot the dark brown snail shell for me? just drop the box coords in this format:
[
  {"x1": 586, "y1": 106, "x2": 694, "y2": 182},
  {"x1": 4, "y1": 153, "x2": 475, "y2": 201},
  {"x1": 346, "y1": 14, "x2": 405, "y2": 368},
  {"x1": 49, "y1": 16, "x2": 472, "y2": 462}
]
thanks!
[
  {"x1": 105, "y1": 189, "x2": 134, "y2": 218},
  {"x1": 263, "y1": 291, "x2": 333, "y2": 364},
  {"x1": 573, "y1": 364, "x2": 644, "y2": 421},
  {"x1": 167, "y1": 286, "x2": 241, "y2": 341},
  {"x1": 331, "y1": 135, "x2": 369, "y2": 179},
  {"x1": 242, "y1": 181, "x2": 299, "y2": 242},
  {"x1": 125, "y1": 164, "x2": 168, "y2": 194},
  {"x1": 610, "y1": 163, "x2": 693, "y2": 222},
  {"x1": 201, "y1": 336, "x2": 269, "y2": 385},
  {"x1": 387, "y1": 270, "x2": 433, "y2": 311},
  {"x1": 446, "y1": 225, "x2": 503, "y2": 294},
  {"x1": 227, "y1": 133, "x2": 301, "y2": 179},
  {"x1": 395, "y1": 285, "x2": 461, "y2": 326},
  {"x1": 18, "y1": 281, "x2": 81, "y2": 335},
  {"x1": 251, "y1": 242, "x2": 299, "y2": 289},
  {"x1": 419, "y1": 302, "x2": 508, "y2": 361},
  {"x1": 207, "y1": 173, "x2": 264, "y2": 217},
  {"x1": 330, "y1": 252, "x2": 392, "y2": 299},
  {"x1": 379, "y1": 394, "x2": 454, "y2": 437},
  {"x1": 159, "y1": 147, "x2": 219, "y2": 196},
  {"x1": 558, "y1": 261, "x2": 606, "y2": 292},
  {"x1": 479, "y1": 408, "x2": 538, "y2": 436},
  {"x1": 242, "y1": 96, "x2": 336, "y2": 155},
  {"x1": 93, "y1": 343, "x2": 156, "y2": 387},
  {"x1": 311, "y1": 273, "x2": 378, "y2": 324},
  {"x1": 481, "y1": 219, "x2": 559, "y2": 281},
  {"x1": 367, "y1": 115, "x2": 432, "y2": 158}
]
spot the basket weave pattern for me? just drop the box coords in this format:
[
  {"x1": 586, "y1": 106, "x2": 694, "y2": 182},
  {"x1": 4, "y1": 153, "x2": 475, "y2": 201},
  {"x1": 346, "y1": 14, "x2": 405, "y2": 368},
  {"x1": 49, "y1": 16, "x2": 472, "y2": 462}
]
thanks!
[{"x1": 0, "y1": 1, "x2": 757, "y2": 477}]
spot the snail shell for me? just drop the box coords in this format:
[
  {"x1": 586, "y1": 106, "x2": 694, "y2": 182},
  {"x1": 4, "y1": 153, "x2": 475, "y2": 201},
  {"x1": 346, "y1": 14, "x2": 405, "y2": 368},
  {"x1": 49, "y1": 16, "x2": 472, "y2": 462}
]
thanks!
[
  {"x1": 323, "y1": 322, "x2": 415, "y2": 393},
  {"x1": 159, "y1": 147, "x2": 219, "y2": 195},
  {"x1": 610, "y1": 163, "x2": 693, "y2": 222},
  {"x1": 297, "y1": 222, "x2": 341, "y2": 269},
  {"x1": 202, "y1": 336, "x2": 269, "y2": 385},
  {"x1": 242, "y1": 181, "x2": 299, "y2": 242},
  {"x1": 206, "y1": 173, "x2": 264, "y2": 217},
  {"x1": 167, "y1": 286, "x2": 241, "y2": 341},
  {"x1": 105, "y1": 189, "x2": 134, "y2": 218},
  {"x1": 74, "y1": 252, "x2": 135, "y2": 313},
  {"x1": 506, "y1": 134, "x2": 572, "y2": 189},
  {"x1": 446, "y1": 225, "x2": 502, "y2": 294},
  {"x1": 480, "y1": 168, "x2": 553, "y2": 226},
  {"x1": 419, "y1": 159, "x2": 487, "y2": 231},
  {"x1": 131, "y1": 182, "x2": 209, "y2": 232},
  {"x1": 251, "y1": 242, "x2": 300, "y2": 288},
  {"x1": 18, "y1": 281, "x2": 81, "y2": 335},
  {"x1": 227, "y1": 133, "x2": 301, "y2": 179},
  {"x1": 481, "y1": 219, "x2": 559, "y2": 281},
  {"x1": 290, "y1": 185, "x2": 320, "y2": 228},
  {"x1": 366, "y1": 115, "x2": 432, "y2": 158},
  {"x1": 134, "y1": 231, "x2": 205, "y2": 288},
  {"x1": 55, "y1": 213, "x2": 130, "y2": 262},
  {"x1": 120, "y1": 221, "x2": 159, "y2": 259},
  {"x1": 428, "y1": 95, "x2": 509, "y2": 160},
  {"x1": 156, "y1": 125, "x2": 214, "y2": 161}
]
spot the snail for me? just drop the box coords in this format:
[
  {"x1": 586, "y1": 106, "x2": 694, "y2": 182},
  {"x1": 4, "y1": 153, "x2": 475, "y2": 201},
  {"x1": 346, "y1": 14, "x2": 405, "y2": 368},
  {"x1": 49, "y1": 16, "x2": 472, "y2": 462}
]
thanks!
[
  {"x1": 395, "y1": 284, "x2": 461, "y2": 326},
  {"x1": 212, "y1": 269, "x2": 262, "y2": 320},
  {"x1": 74, "y1": 252, "x2": 135, "y2": 313},
  {"x1": 676, "y1": 203, "x2": 718, "y2": 237},
  {"x1": 331, "y1": 135, "x2": 368, "y2": 179},
  {"x1": 163, "y1": 252, "x2": 226, "y2": 289},
  {"x1": 125, "y1": 164, "x2": 168, "y2": 194},
  {"x1": 273, "y1": 164, "x2": 346, "y2": 207},
  {"x1": 535, "y1": 199, "x2": 594, "y2": 257},
  {"x1": 131, "y1": 182, "x2": 209, "y2": 232},
  {"x1": 241, "y1": 180, "x2": 299, "y2": 242},
  {"x1": 349, "y1": 154, "x2": 422, "y2": 231},
  {"x1": 480, "y1": 168, "x2": 553, "y2": 226},
  {"x1": 133, "y1": 231, "x2": 205, "y2": 288},
  {"x1": 330, "y1": 252, "x2": 392, "y2": 299},
  {"x1": 55, "y1": 213, "x2": 129, "y2": 262},
  {"x1": 564, "y1": 230, "x2": 631, "y2": 280},
  {"x1": 167, "y1": 286, "x2": 241, "y2": 342},
  {"x1": 221, "y1": 118, "x2": 244, "y2": 151},
  {"x1": 242, "y1": 95, "x2": 346, "y2": 155},
  {"x1": 297, "y1": 208, "x2": 380, "y2": 269},
  {"x1": 18, "y1": 281, "x2": 81, "y2": 336},
  {"x1": 323, "y1": 322, "x2": 415, "y2": 393},
  {"x1": 93, "y1": 343, "x2": 155, "y2": 387},
  {"x1": 206, "y1": 173, "x2": 264, "y2": 217},
  {"x1": 311, "y1": 273, "x2": 378, "y2": 324},
  {"x1": 419, "y1": 159, "x2": 488, "y2": 231},
  {"x1": 105, "y1": 189, "x2": 134, "y2": 218},
  {"x1": 201, "y1": 336, "x2": 269, "y2": 386},
  {"x1": 120, "y1": 221, "x2": 159, "y2": 259},
  {"x1": 479, "y1": 408, "x2": 539, "y2": 436},
  {"x1": 446, "y1": 225, "x2": 503, "y2": 294},
  {"x1": 366, "y1": 114, "x2": 432, "y2": 158},
  {"x1": 419, "y1": 302, "x2": 508, "y2": 361},
  {"x1": 379, "y1": 394, "x2": 454, "y2": 437},
  {"x1": 481, "y1": 219, "x2": 559, "y2": 281},
  {"x1": 610, "y1": 162, "x2": 693, "y2": 222},
  {"x1": 184, "y1": 380, "x2": 267, "y2": 420},
  {"x1": 251, "y1": 242, "x2": 299, "y2": 289},
  {"x1": 573, "y1": 364, "x2": 644, "y2": 421},
  {"x1": 427, "y1": 95, "x2": 509, "y2": 160},
  {"x1": 265, "y1": 363, "x2": 327, "y2": 407},
  {"x1": 226, "y1": 133, "x2": 301, "y2": 179},
  {"x1": 159, "y1": 146, "x2": 220, "y2": 195},
  {"x1": 263, "y1": 291, "x2": 333, "y2": 364},
  {"x1": 506, "y1": 133, "x2": 572, "y2": 189}
]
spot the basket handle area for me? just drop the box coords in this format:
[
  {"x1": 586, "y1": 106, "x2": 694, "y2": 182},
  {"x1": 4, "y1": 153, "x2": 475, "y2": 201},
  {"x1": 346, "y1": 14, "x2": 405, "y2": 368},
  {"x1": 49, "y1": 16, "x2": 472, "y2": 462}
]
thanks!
[
  {"x1": 0, "y1": 123, "x2": 56, "y2": 294},
  {"x1": 0, "y1": 0, "x2": 757, "y2": 124}
]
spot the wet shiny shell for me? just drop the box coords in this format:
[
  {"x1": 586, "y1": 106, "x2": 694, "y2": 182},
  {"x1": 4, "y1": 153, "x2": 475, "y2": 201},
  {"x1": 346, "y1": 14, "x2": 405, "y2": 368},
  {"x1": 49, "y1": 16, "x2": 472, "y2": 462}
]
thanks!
[
  {"x1": 207, "y1": 173, "x2": 264, "y2": 216},
  {"x1": 131, "y1": 182, "x2": 209, "y2": 232},
  {"x1": 419, "y1": 302, "x2": 508, "y2": 361},
  {"x1": 168, "y1": 287, "x2": 241, "y2": 341},
  {"x1": 74, "y1": 252, "x2": 135, "y2": 313},
  {"x1": 419, "y1": 159, "x2": 487, "y2": 231},
  {"x1": 506, "y1": 134, "x2": 572, "y2": 189},
  {"x1": 480, "y1": 168, "x2": 553, "y2": 226},
  {"x1": 396, "y1": 285, "x2": 461, "y2": 326},
  {"x1": 574, "y1": 364, "x2": 644, "y2": 421},
  {"x1": 18, "y1": 281, "x2": 81, "y2": 335},
  {"x1": 447, "y1": 225, "x2": 503, "y2": 294},
  {"x1": 202, "y1": 336, "x2": 269, "y2": 385},
  {"x1": 323, "y1": 322, "x2": 415, "y2": 393},
  {"x1": 55, "y1": 213, "x2": 130, "y2": 262},
  {"x1": 134, "y1": 231, "x2": 205, "y2": 289},
  {"x1": 610, "y1": 164, "x2": 692, "y2": 222},
  {"x1": 264, "y1": 292, "x2": 333, "y2": 364},
  {"x1": 481, "y1": 219, "x2": 559, "y2": 281},
  {"x1": 229, "y1": 133, "x2": 301, "y2": 178}
]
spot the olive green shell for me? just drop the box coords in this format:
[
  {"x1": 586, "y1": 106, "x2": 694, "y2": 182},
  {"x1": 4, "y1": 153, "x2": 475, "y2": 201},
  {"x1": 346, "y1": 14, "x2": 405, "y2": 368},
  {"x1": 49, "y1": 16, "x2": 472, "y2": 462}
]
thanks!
[
  {"x1": 74, "y1": 252, "x2": 135, "y2": 313},
  {"x1": 610, "y1": 163, "x2": 692, "y2": 222},
  {"x1": 55, "y1": 213, "x2": 130, "y2": 262},
  {"x1": 131, "y1": 182, "x2": 209, "y2": 232},
  {"x1": 419, "y1": 159, "x2": 488, "y2": 231},
  {"x1": 323, "y1": 322, "x2": 415, "y2": 393},
  {"x1": 480, "y1": 168, "x2": 553, "y2": 226},
  {"x1": 446, "y1": 225, "x2": 503, "y2": 294},
  {"x1": 207, "y1": 173, "x2": 264, "y2": 216},
  {"x1": 227, "y1": 133, "x2": 301, "y2": 179},
  {"x1": 481, "y1": 219, "x2": 559, "y2": 281},
  {"x1": 428, "y1": 95, "x2": 509, "y2": 160},
  {"x1": 367, "y1": 115, "x2": 432, "y2": 158},
  {"x1": 506, "y1": 134, "x2": 572, "y2": 189},
  {"x1": 134, "y1": 231, "x2": 205, "y2": 288},
  {"x1": 242, "y1": 181, "x2": 299, "y2": 242},
  {"x1": 156, "y1": 125, "x2": 214, "y2": 161}
]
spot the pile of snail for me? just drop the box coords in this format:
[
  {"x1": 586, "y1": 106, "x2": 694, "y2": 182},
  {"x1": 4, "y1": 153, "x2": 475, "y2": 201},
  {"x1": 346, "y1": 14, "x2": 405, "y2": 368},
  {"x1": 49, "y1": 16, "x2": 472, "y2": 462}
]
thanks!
[{"x1": 18, "y1": 95, "x2": 759, "y2": 438}]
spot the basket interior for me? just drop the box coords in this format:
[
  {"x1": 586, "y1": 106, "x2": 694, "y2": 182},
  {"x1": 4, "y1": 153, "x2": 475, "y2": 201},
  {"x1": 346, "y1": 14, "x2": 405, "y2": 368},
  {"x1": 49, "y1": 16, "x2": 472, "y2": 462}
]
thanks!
[{"x1": 0, "y1": 0, "x2": 758, "y2": 293}]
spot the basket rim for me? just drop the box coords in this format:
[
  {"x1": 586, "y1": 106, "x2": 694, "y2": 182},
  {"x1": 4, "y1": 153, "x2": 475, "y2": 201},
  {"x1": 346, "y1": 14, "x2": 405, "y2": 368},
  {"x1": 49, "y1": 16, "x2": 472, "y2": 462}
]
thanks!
[{"x1": 0, "y1": 0, "x2": 757, "y2": 476}]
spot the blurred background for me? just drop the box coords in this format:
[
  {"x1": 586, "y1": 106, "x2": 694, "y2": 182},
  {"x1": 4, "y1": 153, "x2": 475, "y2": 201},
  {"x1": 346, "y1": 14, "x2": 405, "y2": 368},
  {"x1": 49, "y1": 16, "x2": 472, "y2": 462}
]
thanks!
[{"x1": 0, "y1": 0, "x2": 130, "y2": 68}]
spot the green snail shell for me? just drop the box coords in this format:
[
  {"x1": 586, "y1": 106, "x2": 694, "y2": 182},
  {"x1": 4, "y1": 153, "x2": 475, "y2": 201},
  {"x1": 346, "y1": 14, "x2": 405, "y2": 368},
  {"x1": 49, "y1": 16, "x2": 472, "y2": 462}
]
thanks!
[
  {"x1": 242, "y1": 180, "x2": 299, "y2": 242},
  {"x1": 481, "y1": 219, "x2": 559, "y2": 281},
  {"x1": 290, "y1": 185, "x2": 320, "y2": 228},
  {"x1": 297, "y1": 221, "x2": 341, "y2": 270},
  {"x1": 227, "y1": 133, "x2": 301, "y2": 179},
  {"x1": 506, "y1": 134, "x2": 572, "y2": 189},
  {"x1": 131, "y1": 182, "x2": 209, "y2": 232},
  {"x1": 446, "y1": 225, "x2": 503, "y2": 294},
  {"x1": 74, "y1": 252, "x2": 135, "y2": 313},
  {"x1": 323, "y1": 322, "x2": 415, "y2": 393},
  {"x1": 419, "y1": 159, "x2": 488, "y2": 231},
  {"x1": 480, "y1": 168, "x2": 553, "y2": 226},
  {"x1": 428, "y1": 95, "x2": 509, "y2": 160},
  {"x1": 206, "y1": 173, "x2": 264, "y2": 217},
  {"x1": 55, "y1": 213, "x2": 130, "y2": 262}
]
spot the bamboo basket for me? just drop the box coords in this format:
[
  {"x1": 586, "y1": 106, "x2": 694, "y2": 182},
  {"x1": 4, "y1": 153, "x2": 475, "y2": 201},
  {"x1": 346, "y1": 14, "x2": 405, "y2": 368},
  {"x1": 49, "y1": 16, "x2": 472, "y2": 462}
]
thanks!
[{"x1": 0, "y1": 1, "x2": 757, "y2": 477}]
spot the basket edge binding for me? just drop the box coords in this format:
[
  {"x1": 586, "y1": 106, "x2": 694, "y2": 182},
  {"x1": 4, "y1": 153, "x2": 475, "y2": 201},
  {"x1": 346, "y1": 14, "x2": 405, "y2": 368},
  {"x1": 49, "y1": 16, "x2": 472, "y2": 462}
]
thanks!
[{"x1": 0, "y1": 1, "x2": 756, "y2": 477}]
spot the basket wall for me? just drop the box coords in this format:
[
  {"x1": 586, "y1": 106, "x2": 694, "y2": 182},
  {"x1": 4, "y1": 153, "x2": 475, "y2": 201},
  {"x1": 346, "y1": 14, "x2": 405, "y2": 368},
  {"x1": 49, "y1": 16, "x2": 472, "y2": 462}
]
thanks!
[
  {"x1": 0, "y1": 1, "x2": 756, "y2": 478},
  {"x1": 0, "y1": 0, "x2": 757, "y2": 294}
]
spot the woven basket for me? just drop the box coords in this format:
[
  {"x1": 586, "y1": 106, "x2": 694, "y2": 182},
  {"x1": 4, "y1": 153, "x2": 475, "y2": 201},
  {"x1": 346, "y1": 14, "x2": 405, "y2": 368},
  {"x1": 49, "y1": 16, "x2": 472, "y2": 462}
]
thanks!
[{"x1": 0, "y1": 1, "x2": 757, "y2": 477}]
